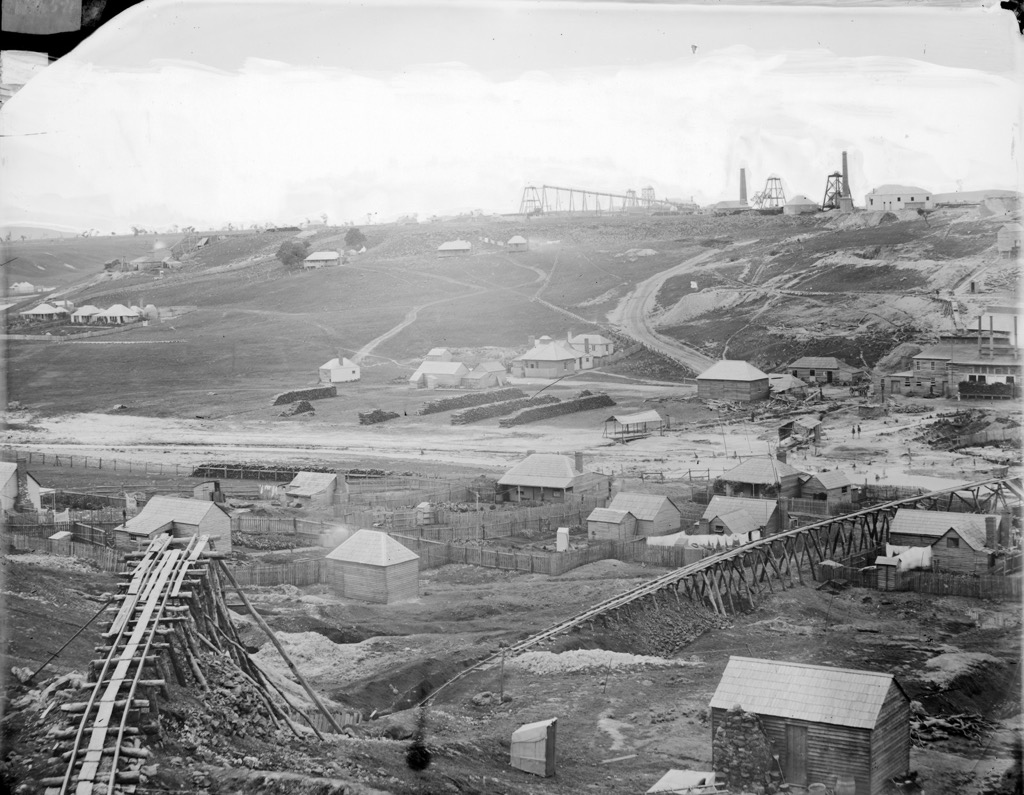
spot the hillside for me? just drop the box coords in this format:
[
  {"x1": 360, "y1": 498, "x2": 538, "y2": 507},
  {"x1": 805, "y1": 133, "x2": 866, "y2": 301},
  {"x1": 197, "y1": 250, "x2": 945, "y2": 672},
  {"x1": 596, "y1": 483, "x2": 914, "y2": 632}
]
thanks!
[{"x1": 4, "y1": 206, "x2": 1019, "y2": 417}]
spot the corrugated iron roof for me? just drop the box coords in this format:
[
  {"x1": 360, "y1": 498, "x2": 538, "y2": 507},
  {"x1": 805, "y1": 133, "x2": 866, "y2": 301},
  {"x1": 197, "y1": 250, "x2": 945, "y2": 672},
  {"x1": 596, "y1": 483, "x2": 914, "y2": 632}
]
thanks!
[
  {"x1": 284, "y1": 471, "x2": 337, "y2": 497},
  {"x1": 890, "y1": 508, "x2": 997, "y2": 550},
  {"x1": 721, "y1": 457, "x2": 805, "y2": 484},
  {"x1": 326, "y1": 529, "x2": 419, "y2": 566},
  {"x1": 498, "y1": 454, "x2": 585, "y2": 489},
  {"x1": 514, "y1": 339, "x2": 580, "y2": 362},
  {"x1": 608, "y1": 492, "x2": 672, "y2": 521},
  {"x1": 803, "y1": 470, "x2": 851, "y2": 490},
  {"x1": 696, "y1": 360, "x2": 769, "y2": 382},
  {"x1": 869, "y1": 184, "x2": 930, "y2": 196},
  {"x1": 587, "y1": 508, "x2": 633, "y2": 524},
  {"x1": 788, "y1": 356, "x2": 859, "y2": 370},
  {"x1": 120, "y1": 496, "x2": 224, "y2": 537},
  {"x1": 410, "y1": 361, "x2": 469, "y2": 377},
  {"x1": 702, "y1": 496, "x2": 777, "y2": 524},
  {"x1": 710, "y1": 656, "x2": 900, "y2": 729},
  {"x1": 768, "y1": 374, "x2": 806, "y2": 391},
  {"x1": 607, "y1": 410, "x2": 663, "y2": 426}
]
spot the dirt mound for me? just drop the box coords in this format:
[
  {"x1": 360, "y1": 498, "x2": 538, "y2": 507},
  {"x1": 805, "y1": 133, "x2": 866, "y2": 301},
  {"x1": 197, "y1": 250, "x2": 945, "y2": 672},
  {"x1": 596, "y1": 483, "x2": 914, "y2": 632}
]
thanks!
[{"x1": 912, "y1": 652, "x2": 1014, "y2": 717}]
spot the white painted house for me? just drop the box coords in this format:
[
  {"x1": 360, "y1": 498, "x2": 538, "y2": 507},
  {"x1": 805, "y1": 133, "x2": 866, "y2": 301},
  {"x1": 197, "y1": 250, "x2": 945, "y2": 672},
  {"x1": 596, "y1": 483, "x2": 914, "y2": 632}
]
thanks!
[
  {"x1": 319, "y1": 357, "x2": 361, "y2": 383},
  {"x1": 864, "y1": 185, "x2": 934, "y2": 211}
]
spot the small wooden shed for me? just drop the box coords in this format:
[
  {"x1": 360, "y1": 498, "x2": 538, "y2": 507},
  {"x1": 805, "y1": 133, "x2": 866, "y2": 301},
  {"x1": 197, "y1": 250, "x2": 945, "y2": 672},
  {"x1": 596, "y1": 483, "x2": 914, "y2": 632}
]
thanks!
[
  {"x1": 507, "y1": 235, "x2": 528, "y2": 252},
  {"x1": 586, "y1": 508, "x2": 637, "y2": 541},
  {"x1": 696, "y1": 360, "x2": 770, "y2": 402},
  {"x1": 284, "y1": 471, "x2": 338, "y2": 509},
  {"x1": 710, "y1": 657, "x2": 910, "y2": 795},
  {"x1": 607, "y1": 492, "x2": 680, "y2": 536},
  {"x1": 511, "y1": 718, "x2": 556, "y2": 777},
  {"x1": 888, "y1": 508, "x2": 1001, "y2": 573},
  {"x1": 325, "y1": 529, "x2": 420, "y2": 604}
]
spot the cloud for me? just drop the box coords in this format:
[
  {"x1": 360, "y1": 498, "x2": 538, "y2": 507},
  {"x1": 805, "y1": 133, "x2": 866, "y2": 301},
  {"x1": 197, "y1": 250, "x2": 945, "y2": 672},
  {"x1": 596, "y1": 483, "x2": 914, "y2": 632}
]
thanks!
[{"x1": 1, "y1": 44, "x2": 1017, "y2": 230}]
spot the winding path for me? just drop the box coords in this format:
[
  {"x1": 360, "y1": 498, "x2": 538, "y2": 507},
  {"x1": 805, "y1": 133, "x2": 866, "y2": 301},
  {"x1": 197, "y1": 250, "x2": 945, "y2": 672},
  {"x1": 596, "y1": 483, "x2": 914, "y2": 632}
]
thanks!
[{"x1": 607, "y1": 249, "x2": 719, "y2": 373}]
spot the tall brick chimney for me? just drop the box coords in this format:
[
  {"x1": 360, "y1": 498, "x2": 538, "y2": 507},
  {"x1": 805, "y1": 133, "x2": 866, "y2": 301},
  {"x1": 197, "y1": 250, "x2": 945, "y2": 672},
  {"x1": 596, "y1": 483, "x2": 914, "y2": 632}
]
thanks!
[
  {"x1": 841, "y1": 151, "x2": 851, "y2": 198},
  {"x1": 985, "y1": 516, "x2": 998, "y2": 548},
  {"x1": 739, "y1": 168, "x2": 748, "y2": 204}
]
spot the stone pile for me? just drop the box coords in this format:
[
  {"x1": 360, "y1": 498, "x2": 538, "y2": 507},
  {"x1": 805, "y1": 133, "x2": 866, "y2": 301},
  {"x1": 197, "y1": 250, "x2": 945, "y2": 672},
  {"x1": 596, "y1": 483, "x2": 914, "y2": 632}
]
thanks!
[
  {"x1": 712, "y1": 705, "x2": 782, "y2": 794},
  {"x1": 358, "y1": 409, "x2": 400, "y2": 425}
]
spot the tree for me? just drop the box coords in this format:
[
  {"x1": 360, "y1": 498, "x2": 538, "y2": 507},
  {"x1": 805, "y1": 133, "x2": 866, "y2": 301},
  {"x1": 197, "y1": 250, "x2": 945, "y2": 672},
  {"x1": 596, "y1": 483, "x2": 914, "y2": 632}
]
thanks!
[
  {"x1": 3, "y1": 231, "x2": 11, "y2": 242},
  {"x1": 345, "y1": 227, "x2": 367, "y2": 248},
  {"x1": 320, "y1": 212, "x2": 328, "y2": 226},
  {"x1": 276, "y1": 239, "x2": 310, "y2": 269}
]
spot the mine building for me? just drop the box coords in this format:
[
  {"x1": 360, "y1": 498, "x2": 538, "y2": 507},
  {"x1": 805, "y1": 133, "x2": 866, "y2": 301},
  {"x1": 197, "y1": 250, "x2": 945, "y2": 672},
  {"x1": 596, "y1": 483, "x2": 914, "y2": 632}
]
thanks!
[
  {"x1": 787, "y1": 356, "x2": 863, "y2": 385},
  {"x1": 506, "y1": 235, "x2": 528, "y2": 252},
  {"x1": 997, "y1": 223, "x2": 1022, "y2": 258},
  {"x1": 696, "y1": 360, "x2": 770, "y2": 402},
  {"x1": 864, "y1": 184, "x2": 933, "y2": 211},
  {"x1": 319, "y1": 356, "x2": 361, "y2": 383},
  {"x1": 303, "y1": 251, "x2": 340, "y2": 269}
]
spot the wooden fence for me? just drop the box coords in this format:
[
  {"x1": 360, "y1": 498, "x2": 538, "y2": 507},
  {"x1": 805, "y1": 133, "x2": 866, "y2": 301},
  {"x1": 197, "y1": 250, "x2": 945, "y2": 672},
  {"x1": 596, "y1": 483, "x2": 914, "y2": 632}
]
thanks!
[
  {"x1": 227, "y1": 559, "x2": 325, "y2": 588},
  {"x1": 231, "y1": 515, "x2": 334, "y2": 535},
  {"x1": 388, "y1": 534, "x2": 646, "y2": 576},
  {"x1": 892, "y1": 571, "x2": 1022, "y2": 600},
  {"x1": 6, "y1": 532, "x2": 124, "y2": 570},
  {"x1": 4, "y1": 449, "x2": 194, "y2": 477}
]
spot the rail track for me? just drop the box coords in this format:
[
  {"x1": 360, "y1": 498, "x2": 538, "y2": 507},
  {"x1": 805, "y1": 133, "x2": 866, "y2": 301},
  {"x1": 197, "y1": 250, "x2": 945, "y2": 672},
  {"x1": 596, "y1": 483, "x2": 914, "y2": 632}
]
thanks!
[
  {"x1": 423, "y1": 475, "x2": 1019, "y2": 705},
  {"x1": 45, "y1": 534, "x2": 210, "y2": 795}
]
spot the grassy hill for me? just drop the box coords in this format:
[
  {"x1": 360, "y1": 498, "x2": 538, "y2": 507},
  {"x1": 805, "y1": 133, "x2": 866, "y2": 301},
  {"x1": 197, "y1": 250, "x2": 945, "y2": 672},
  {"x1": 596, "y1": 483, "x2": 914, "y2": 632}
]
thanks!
[{"x1": 5, "y1": 208, "x2": 1017, "y2": 417}]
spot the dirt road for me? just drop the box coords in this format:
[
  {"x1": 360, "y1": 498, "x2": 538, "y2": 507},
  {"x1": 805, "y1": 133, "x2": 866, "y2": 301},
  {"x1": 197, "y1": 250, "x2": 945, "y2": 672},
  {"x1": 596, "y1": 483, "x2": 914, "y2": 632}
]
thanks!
[{"x1": 607, "y1": 249, "x2": 719, "y2": 373}]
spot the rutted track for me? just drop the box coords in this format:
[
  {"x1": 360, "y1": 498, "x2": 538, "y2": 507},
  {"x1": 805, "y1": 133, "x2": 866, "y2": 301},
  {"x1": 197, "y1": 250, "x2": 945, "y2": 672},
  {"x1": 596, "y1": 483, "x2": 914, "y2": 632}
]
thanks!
[{"x1": 423, "y1": 476, "x2": 1019, "y2": 706}]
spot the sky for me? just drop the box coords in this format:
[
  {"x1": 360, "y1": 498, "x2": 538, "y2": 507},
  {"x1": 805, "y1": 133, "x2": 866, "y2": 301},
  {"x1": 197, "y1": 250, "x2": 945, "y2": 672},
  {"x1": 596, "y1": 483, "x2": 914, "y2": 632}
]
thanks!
[{"x1": 0, "y1": 0, "x2": 1020, "y2": 232}]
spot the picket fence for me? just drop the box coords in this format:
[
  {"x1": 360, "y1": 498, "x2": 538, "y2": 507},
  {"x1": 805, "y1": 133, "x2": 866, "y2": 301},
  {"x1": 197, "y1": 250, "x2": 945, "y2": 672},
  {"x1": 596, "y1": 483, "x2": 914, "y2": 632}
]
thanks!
[
  {"x1": 4, "y1": 449, "x2": 194, "y2": 477},
  {"x1": 231, "y1": 515, "x2": 333, "y2": 535},
  {"x1": 228, "y1": 559, "x2": 326, "y2": 588},
  {"x1": 6, "y1": 532, "x2": 124, "y2": 570}
]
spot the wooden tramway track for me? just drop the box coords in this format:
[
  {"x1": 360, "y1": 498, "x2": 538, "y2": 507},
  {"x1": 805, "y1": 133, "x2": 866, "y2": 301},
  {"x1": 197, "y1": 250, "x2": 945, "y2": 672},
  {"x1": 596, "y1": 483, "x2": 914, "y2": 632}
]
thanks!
[
  {"x1": 48, "y1": 534, "x2": 210, "y2": 795},
  {"x1": 423, "y1": 476, "x2": 1020, "y2": 705}
]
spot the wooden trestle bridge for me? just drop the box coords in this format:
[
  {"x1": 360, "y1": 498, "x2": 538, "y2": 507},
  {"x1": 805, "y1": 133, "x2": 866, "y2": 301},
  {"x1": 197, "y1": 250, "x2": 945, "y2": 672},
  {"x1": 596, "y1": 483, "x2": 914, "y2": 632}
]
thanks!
[{"x1": 424, "y1": 476, "x2": 1020, "y2": 705}]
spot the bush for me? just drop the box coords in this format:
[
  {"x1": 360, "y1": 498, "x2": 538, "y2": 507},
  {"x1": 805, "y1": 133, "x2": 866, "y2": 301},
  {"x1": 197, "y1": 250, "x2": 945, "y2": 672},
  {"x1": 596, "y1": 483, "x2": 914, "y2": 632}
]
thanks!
[
  {"x1": 345, "y1": 227, "x2": 367, "y2": 248},
  {"x1": 276, "y1": 239, "x2": 310, "y2": 268},
  {"x1": 958, "y1": 381, "x2": 1018, "y2": 398}
]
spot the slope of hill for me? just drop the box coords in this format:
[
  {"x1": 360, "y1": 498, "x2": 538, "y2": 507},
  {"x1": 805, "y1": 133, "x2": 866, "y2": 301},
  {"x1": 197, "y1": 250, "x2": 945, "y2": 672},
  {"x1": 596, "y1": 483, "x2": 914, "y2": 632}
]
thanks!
[{"x1": 4, "y1": 208, "x2": 1017, "y2": 417}]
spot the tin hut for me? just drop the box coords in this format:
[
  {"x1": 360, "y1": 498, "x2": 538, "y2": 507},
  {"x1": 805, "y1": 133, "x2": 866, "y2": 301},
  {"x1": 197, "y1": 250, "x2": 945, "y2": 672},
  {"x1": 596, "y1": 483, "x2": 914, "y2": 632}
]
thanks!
[
  {"x1": 696, "y1": 360, "x2": 770, "y2": 402},
  {"x1": 283, "y1": 471, "x2": 338, "y2": 509},
  {"x1": 607, "y1": 492, "x2": 679, "y2": 536},
  {"x1": 325, "y1": 529, "x2": 420, "y2": 603},
  {"x1": 700, "y1": 496, "x2": 779, "y2": 536},
  {"x1": 586, "y1": 508, "x2": 637, "y2": 541},
  {"x1": 710, "y1": 657, "x2": 910, "y2": 795}
]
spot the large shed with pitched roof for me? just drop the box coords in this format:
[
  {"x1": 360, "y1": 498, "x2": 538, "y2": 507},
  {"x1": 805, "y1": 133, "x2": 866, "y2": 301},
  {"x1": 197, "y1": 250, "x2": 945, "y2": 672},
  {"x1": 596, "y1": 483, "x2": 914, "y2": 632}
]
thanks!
[
  {"x1": 696, "y1": 360, "x2": 770, "y2": 402},
  {"x1": 607, "y1": 492, "x2": 679, "y2": 536},
  {"x1": 115, "y1": 496, "x2": 232, "y2": 552},
  {"x1": 497, "y1": 453, "x2": 611, "y2": 503},
  {"x1": 325, "y1": 529, "x2": 420, "y2": 603},
  {"x1": 720, "y1": 456, "x2": 806, "y2": 499},
  {"x1": 710, "y1": 657, "x2": 910, "y2": 795},
  {"x1": 888, "y1": 508, "x2": 1002, "y2": 573}
]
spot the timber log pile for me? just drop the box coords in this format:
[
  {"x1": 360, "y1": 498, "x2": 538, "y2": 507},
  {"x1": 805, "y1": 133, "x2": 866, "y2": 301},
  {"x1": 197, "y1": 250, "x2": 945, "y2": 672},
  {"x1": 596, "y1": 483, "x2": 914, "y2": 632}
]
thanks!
[
  {"x1": 498, "y1": 392, "x2": 615, "y2": 427},
  {"x1": 418, "y1": 387, "x2": 525, "y2": 415},
  {"x1": 450, "y1": 395, "x2": 559, "y2": 425},
  {"x1": 911, "y1": 712, "x2": 992, "y2": 746},
  {"x1": 272, "y1": 386, "x2": 337, "y2": 406}
]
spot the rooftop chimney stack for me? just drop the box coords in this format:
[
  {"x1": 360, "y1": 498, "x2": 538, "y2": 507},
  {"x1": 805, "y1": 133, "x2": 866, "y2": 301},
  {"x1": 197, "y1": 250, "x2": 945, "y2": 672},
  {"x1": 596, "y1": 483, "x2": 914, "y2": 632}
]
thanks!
[
  {"x1": 985, "y1": 516, "x2": 998, "y2": 548},
  {"x1": 740, "y1": 168, "x2": 748, "y2": 204},
  {"x1": 989, "y1": 315, "x2": 995, "y2": 358},
  {"x1": 841, "y1": 151, "x2": 851, "y2": 197},
  {"x1": 574, "y1": 451, "x2": 584, "y2": 473}
]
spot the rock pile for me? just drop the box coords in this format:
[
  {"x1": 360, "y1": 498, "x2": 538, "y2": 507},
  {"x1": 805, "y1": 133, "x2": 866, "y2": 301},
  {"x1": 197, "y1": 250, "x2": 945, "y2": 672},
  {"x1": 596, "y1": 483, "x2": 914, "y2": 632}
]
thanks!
[
  {"x1": 712, "y1": 705, "x2": 781, "y2": 794},
  {"x1": 280, "y1": 400, "x2": 314, "y2": 417}
]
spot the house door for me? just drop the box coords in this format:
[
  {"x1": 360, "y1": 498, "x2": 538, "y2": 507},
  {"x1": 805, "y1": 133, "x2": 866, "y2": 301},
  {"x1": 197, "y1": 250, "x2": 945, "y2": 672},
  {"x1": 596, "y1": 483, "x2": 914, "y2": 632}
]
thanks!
[
  {"x1": 826, "y1": 371, "x2": 833, "y2": 384},
  {"x1": 785, "y1": 724, "x2": 808, "y2": 786}
]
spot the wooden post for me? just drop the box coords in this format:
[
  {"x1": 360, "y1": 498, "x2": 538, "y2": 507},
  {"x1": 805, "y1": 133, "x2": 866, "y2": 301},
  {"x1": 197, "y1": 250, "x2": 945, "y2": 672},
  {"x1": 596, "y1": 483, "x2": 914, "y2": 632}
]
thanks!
[{"x1": 216, "y1": 560, "x2": 344, "y2": 733}]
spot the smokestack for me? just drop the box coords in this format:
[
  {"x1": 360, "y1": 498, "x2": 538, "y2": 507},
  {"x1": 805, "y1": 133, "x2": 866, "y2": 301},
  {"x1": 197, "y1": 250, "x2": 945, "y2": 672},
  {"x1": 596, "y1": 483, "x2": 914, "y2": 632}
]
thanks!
[
  {"x1": 574, "y1": 451, "x2": 584, "y2": 473},
  {"x1": 740, "y1": 168, "x2": 747, "y2": 204},
  {"x1": 989, "y1": 315, "x2": 995, "y2": 358},
  {"x1": 999, "y1": 515, "x2": 1010, "y2": 547},
  {"x1": 841, "y1": 151, "x2": 851, "y2": 197},
  {"x1": 985, "y1": 516, "x2": 998, "y2": 548}
]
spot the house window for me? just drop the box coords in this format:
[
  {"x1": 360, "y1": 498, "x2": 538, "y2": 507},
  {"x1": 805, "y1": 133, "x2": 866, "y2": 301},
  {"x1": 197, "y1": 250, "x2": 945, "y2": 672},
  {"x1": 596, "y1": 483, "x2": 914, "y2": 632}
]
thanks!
[
  {"x1": 968, "y1": 375, "x2": 987, "y2": 383},
  {"x1": 809, "y1": 370, "x2": 815, "y2": 376},
  {"x1": 946, "y1": 537, "x2": 960, "y2": 548},
  {"x1": 792, "y1": 370, "x2": 798, "y2": 377},
  {"x1": 1008, "y1": 376, "x2": 1016, "y2": 384},
  {"x1": 897, "y1": 197, "x2": 901, "y2": 202},
  {"x1": 915, "y1": 381, "x2": 922, "y2": 387},
  {"x1": 930, "y1": 361, "x2": 934, "y2": 370},
  {"x1": 841, "y1": 486, "x2": 849, "y2": 494},
  {"x1": 911, "y1": 197, "x2": 915, "y2": 201},
  {"x1": 904, "y1": 379, "x2": 911, "y2": 387},
  {"x1": 869, "y1": 198, "x2": 874, "y2": 206}
]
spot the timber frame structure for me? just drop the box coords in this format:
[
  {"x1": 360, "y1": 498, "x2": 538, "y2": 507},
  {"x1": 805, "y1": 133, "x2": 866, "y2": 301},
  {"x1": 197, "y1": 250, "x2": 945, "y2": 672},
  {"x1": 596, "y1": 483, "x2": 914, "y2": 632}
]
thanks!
[{"x1": 425, "y1": 476, "x2": 1021, "y2": 704}]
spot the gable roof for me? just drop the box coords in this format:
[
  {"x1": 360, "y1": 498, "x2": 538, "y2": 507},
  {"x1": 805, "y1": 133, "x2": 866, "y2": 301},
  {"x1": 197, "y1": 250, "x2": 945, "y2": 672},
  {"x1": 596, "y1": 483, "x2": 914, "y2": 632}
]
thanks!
[
  {"x1": 606, "y1": 410, "x2": 663, "y2": 426},
  {"x1": 426, "y1": 347, "x2": 450, "y2": 357},
  {"x1": 722, "y1": 457, "x2": 805, "y2": 484},
  {"x1": 120, "y1": 496, "x2": 225, "y2": 537},
  {"x1": 284, "y1": 471, "x2": 338, "y2": 496},
  {"x1": 498, "y1": 454, "x2": 584, "y2": 489},
  {"x1": 0, "y1": 462, "x2": 17, "y2": 485},
  {"x1": 608, "y1": 492, "x2": 673, "y2": 521},
  {"x1": 410, "y1": 361, "x2": 469, "y2": 377},
  {"x1": 507, "y1": 235, "x2": 527, "y2": 245},
  {"x1": 802, "y1": 470, "x2": 852, "y2": 490},
  {"x1": 515, "y1": 338, "x2": 580, "y2": 362},
  {"x1": 21, "y1": 303, "x2": 60, "y2": 315},
  {"x1": 709, "y1": 508, "x2": 761, "y2": 536},
  {"x1": 711, "y1": 656, "x2": 902, "y2": 729},
  {"x1": 702, "y1": 496, "x2": 777, "y2": 525},
  {"x1": 438, "y1": 240, "x2": 471, "y2": 251},
  {"x1": 320, "y1": 357, "x2": 358, "y2": 369},
  {"x1": 889, "y1": 508, "x2": 997, "y2": 551},
  {"x1": 326, "y1": 529, "x2": 419, "y2": 566},
  {"x1": 569, "y1": 333, "x2": 614, "y2": 346},
  {"x1": 304, "y1": 251, "x2": 339, "y2": 261},
  {"x1": 788, "y1": 356, "x2": 859, "y2": 371},
  {"x1": 697, "y1": 360, "x2": 769, "y2": 382},
  {"x1": 475, "y1": 360, "x2": 506, "y2": 373},
  {"x1": 71, "y1": 305, "x2": 101, "y2": 318},
  {"x1": 98, "y1": 304, "x2": 138, "y2": 318},
  {"x1": 769, "y1": 373, "x2": 806, "y2": 391},
  {"x1": 869, "y1": 184, "x2": 930, "y2": 196},
  {"x1": 587, "y1": 508, "x2": 634, "y2": 524}
]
